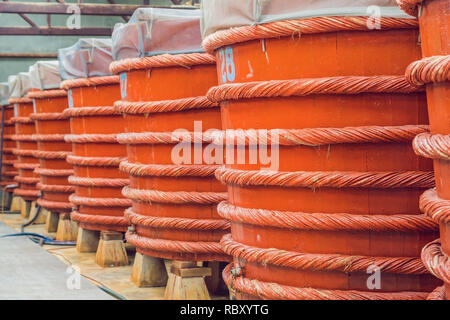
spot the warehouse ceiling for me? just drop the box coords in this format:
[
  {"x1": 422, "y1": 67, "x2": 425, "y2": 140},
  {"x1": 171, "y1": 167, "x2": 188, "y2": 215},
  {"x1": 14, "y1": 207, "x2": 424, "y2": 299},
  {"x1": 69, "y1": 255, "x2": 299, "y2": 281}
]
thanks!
[{"x1": 0, "y1": 0, "x2": 198, "y2": 81}]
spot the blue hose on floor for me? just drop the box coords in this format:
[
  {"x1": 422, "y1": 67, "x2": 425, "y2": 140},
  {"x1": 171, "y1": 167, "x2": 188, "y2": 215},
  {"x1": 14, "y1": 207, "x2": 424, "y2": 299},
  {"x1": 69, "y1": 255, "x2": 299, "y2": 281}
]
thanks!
[{"x1": 0, "y1": 232, "x2": 76, "y2": 246}]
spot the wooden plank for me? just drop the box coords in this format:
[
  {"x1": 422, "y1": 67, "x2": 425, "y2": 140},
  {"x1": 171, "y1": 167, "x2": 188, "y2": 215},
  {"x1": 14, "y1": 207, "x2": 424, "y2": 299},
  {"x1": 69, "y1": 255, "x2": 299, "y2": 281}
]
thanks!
[
  {"x1": 0, "y1": 2, "x2": 196, "y2": 16},
  {"x1": 0, "y1": 27, "x2": 112, "y2": 35}
]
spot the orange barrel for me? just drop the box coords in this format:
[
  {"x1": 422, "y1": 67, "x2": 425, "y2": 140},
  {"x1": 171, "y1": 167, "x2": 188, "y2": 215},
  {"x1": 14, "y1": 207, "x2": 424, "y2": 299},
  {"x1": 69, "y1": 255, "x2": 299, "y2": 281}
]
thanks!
[
  {"x1": 202, "y1": 1, "x2": 440, "y2": 299},
  {"x1": 398, "y1": 0, "x2": 450, "y2": 300},
  {"x1": 0, "y1": 83, "x2": 18, "y2": 190},
  {"x1": 59, "y1": 39, "x2": 130, "y2": 233},
  {"x1": 28, "y1": 61, "x2": 74, "y2": 214},
  {"x1": 9, "y1": 73, "x2": 40, "y2": 201},
  {"x1": 110, "y1": 8, "x2": 229, "y2": 262},
  {"x1": 1, "y1": 97, "x2": 18, "y2": 190}
]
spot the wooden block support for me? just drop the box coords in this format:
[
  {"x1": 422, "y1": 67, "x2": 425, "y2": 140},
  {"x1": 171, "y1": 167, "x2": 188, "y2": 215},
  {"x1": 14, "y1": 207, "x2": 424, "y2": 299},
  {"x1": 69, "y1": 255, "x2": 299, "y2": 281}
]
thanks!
[
  {"x1": 1, "y1": 190, "x2": 11, "y2": 209},
  {"x1": 21, "y1": 200, "x2": 31, "y2": 219},
  {"x1": 164, "y1": 261, "x2": 212, "y2": 300},
  {"x1": 131, "y1": 252, "x2": 168, "y2": 287},
  {"x1": 10, "y1": 195, "x2": 22, "y2": 212},
  {"x1": 95, "y1": 231, "x2": 129, "y2": 268},
  {"x1": 45, "y1": 211, "x2": 59, "y2": 233},
  {"x1": 76, "y1": 227, "x2": 100, "y2": 253},
  {"x1": 32, "y1": 204, "x2": 48, "y2": 224},
  {"x1": 56, "y1": 213, "x2": 78, "y2": 241}
]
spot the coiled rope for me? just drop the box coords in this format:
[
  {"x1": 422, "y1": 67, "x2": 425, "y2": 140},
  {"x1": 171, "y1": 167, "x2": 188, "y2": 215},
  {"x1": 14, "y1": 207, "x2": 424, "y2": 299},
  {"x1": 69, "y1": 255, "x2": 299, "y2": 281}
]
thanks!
[
  {"x1": 68, "y1": 176, "x2": 129, "y2": 187},
  {"x1": 126, "y1": 231, "x2": 227, "y2": 257},
  {"x1": 207, "y1": 76, "x2": 422, "y2": 103},
  {"x1": 122, "y1": 186, "x2": 227, "y2": 205},
  {"x1": 405, "y1": 55, "x2": 450, "y2": 86},
  {"x1": 210, "y1": 126, "x2": 429, "y2": 146},
  {"x1": 60, "y1": 76, "x2": 119, "y2": 90},
  {"x1": 34, "y1": 168, "x2": 73, "y2": 177},
  {"x1": 30, "y1": 112, "x2": 68, "y2": 121},
  {"x1": 217, "y1": 201, "x2": 437, "y2": 232},
  {"x1": 32, "y1": 150, "x2": 71, "y2": 160},
  {"x1": 27, "y1": 89, "x2": 67, "y2": 99},
  {"x1": 63, "y1": 106, "x2": 120, "y2": 117},
  {"x1": 66, "y1": 155, "x2": 125, "y2": 167},
  {"x1": 64, "y1": 134, "x2": 118, "y2": 144},
  {"x1": 221, "y1": 234, "x2": 428, "y2": 275},
  {"x1": 114, "y1": 96, "x2": 218, "y2": 115},
  {"x1": 69, "y1": 194, "x2": 131, "y2": 207},
  {"x1": 110, "y1": 52, "x2": 216, "y2": 74},
  {"x1": 125, "y1": 207, "x2": 229, "y2": 231},
  {"x1": 202, "y1": 16, "x2": 418, "y2": 54},
  {"x1": 37, "y1": 182, "x2": 75, "y2": 193},
  {"x1": 13, "y1": 188, "x2": 40, "y2": 197},
  {"x1": 222, "y1": 264, "x2": 428, "y2": 300},
  {"x1": 413, "y1": 133, "x2": 450, "y2": 161},
  {"x1": 8, "y1": 97, "x2": 32, "y2": 104},
  {"x1": 70, "y1": 211, "x2": 128, "y2": 227},
  {"x1": 120, "y1": 161, "x2": 219, "y2": 177},
  {"x1": 421, "y1": 239, "x2": 450, "y2": 284},
  {"x1": 215, "y1": 167, "x2": 434, "y2": 189},
  {"x1": 37, "y1": 198, "x2": 73, "y2": 210}
]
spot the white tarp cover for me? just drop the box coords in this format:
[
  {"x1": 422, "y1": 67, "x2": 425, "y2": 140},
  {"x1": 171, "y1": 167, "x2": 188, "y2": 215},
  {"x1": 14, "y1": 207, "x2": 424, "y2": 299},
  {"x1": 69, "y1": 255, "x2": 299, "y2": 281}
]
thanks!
[
  {"x1": 58, "y1": 38, "x2": 114, "y2": 80},
  {"x1": 112, "y1": 8, "x2": 203, "y2": 60},
  {"x1": 201, "y1": 0, "x2": 411, "y2": 38},
  {"x1": 29, "y1": 61, "x2": 61, "y2": 90},
  {"x1": 8, "y1": 73, "x2": 31, "y2": 99},
  {"x1": 0, "y1": 82, "x2": 10, "y2": 106}
]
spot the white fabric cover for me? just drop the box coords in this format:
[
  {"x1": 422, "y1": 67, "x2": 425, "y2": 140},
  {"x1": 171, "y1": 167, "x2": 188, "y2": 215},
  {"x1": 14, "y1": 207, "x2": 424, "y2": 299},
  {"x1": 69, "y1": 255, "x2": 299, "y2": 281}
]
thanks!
[
  {"x1": 58, "y1": 38, "x2": 113, "y2": 80},
  {"x1": 112, "y1": 8, "x2": 203, "y2": 60},
  {"x1": 8, "y1": 73, "x2": 31, "y2": 99},
  {"x1": 29, "y1": 61, "x2": 61, "y2": 90},
  {"x1": 201, "y1": 0, "x2": 411, "y2": 38},
  {"x1": 0, "y1": 82, "x2": 10, "y2": 106}
]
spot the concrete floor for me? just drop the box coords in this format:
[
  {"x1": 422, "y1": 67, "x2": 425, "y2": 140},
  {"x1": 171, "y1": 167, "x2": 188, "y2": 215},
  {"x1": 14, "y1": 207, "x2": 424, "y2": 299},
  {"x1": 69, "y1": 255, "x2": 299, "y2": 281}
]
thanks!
[{"x1": 0, "y1": 220, "x2": 114, "y2": 300}]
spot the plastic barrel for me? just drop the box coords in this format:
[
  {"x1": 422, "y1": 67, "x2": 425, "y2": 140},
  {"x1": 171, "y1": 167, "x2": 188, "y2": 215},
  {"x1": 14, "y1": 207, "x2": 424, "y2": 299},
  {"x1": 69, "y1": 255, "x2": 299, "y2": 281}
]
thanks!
[
  {"x1": 10, "y1": 97, "x2": 40, "y2": 201},
  {"x1": 399, "y1": 0, "x2": 450, "y2": 300},
  {"x1": 1, "y1": 104, "x2": 19, "y2": 189},
  {"x1": 28, "y1": 89, "x2": 74, "y2": 214},
  {"x1": 111, "y1": 53, "x2": 230, "y2": 262},
  {"x1": 204, "y1": 16, "x2": 441, "y2": 299},
  {"x1": 61, "y1": 76, "x2": 130, "y2": 232}
]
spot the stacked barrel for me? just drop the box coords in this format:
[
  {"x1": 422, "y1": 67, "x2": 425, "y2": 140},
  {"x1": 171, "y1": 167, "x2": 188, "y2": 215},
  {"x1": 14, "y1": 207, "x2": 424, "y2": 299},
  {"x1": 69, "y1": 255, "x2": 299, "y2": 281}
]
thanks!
[
  {"x1": 111, "y1": 8, "x2": 229, "y2": 295},
  {"x1": 398, "y1": 0, "x2": 450, "y2": 300},
  {"x1": 9, "y1": 73, "x2": 40, "y2": 202},
  {"x1": 59, "y1": 39, "x2": 130, "y2": 239},
  {"x1": 202, "y1": 1, "x2": 440, "y2": 299},
  {"x1": 0, "y1": 83, "x2": 18, "y2": 190},
  {"x1": 28, "y1": 61, "x2": 75, "y2": 238}
]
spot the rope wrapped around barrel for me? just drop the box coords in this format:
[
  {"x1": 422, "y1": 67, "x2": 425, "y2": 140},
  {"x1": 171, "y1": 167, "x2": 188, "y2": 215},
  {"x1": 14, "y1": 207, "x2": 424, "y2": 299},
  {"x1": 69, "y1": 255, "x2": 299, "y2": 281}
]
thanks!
[
  {"x1": 110, "y1": 52, "x2": 215, "y2": 74},
  {"x1": 60, "y1": 76, "x2": 119, "y2": 90},
  {"x1": 403, "y1": 45, "x2": 450, "y2": 300},
  {"x1": 27, "y1": 89, "x2": 67, "y2": 99},
  {"x1": 8, "y1": 97, "x2": 32, "y2": 104},
  {"x1": 112, "y1": 53, "x2": 233, "y2": 261},
  {"x1": 10, "y1": 116, "x2": 34, "y2": 124},
  {"x1": 201, "y1": 16, "x2": 418, "y2": 54},
  {"x1": 37, "y1": 198, "x2": 73, "y2": 211},
  {"x1": 13, "y1": 188, "x2": 40, "y2": 198},
  {"x1": 222, "y1": 263, "x2": 429, "y2": 300},
  {"x1": 204, "y1": 21, "x2": 438, "y2": 297}
]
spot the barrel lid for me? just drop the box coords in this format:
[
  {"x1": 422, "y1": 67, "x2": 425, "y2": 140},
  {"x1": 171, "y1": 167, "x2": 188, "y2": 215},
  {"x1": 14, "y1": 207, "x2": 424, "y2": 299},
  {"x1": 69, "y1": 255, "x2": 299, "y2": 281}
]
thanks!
[
  {"x1": 0, "y1": 82, "x2": 10, "y2": 106},
  {"x1": 201, "y1": 0, "x2": 412, "y2": 38},
  {"x1": 8, "y1": 72, "x2": 31, "y2": 99},
  {"x1": 29, "y1": 60, "x2": 61, "y2": 90},
  {"x1": 58, "y1": 38, "x2": 113, "y2": 80},
  {"x1": 112, "y1": 8, "x2": 204, "y2": 61}
]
